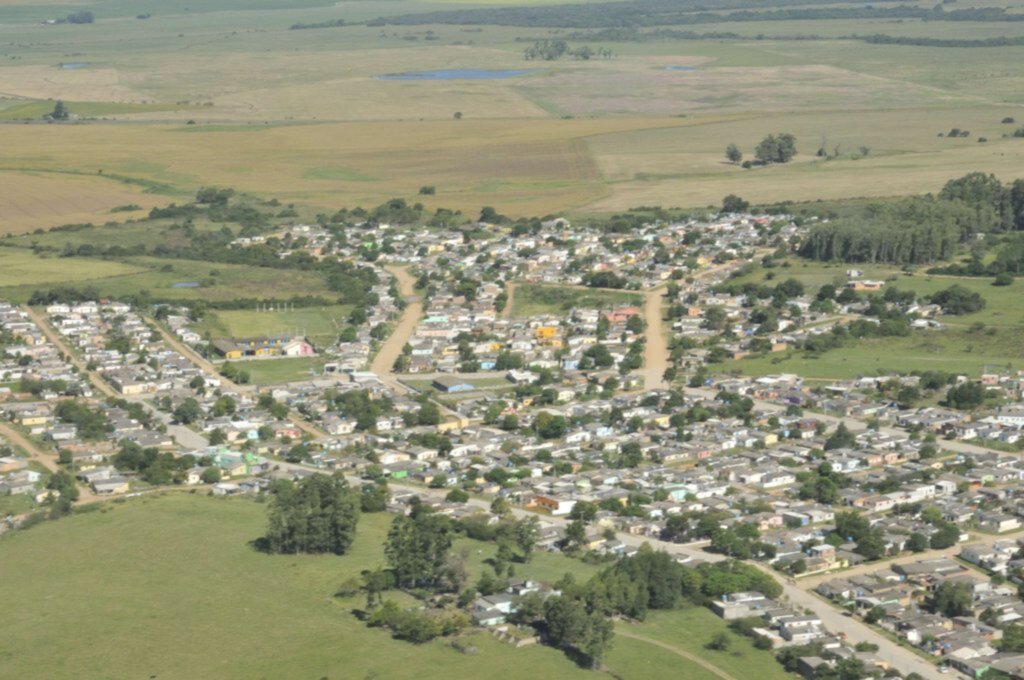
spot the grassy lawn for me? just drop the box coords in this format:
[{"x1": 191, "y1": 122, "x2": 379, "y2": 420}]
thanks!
[
  {"x1": 0, "y1": 493, "x2": 36, "y2": 517},
  {"x1": 236, "y1": 357, "x2": 329, "y2": 385},
  {"x1": 0, "y1": 492, "x2": 783, "y2": 680},
  {"x1": 195, "y1": 305, "x2": 352, "y2": 347},
  {"x1": 623, "y1": 608, "x2": 795, "y2": 680},
  {"x1": 511, "y1": 284, "x2": 643, "y2": 317},
  {"x1": 734, "y1": 327, "x2": 1024, "y2": 379},
  {"x1": 0, "y1": 248, "x2": 144, "y2": 288},
  {"x1": 0, "y1": 494, "x2": 600, "y2": 680}
]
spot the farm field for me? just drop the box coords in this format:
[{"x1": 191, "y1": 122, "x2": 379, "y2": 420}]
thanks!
[
  {"x1": 0, "y1": 492, "x2": 780, "y2": 680},
  {"x1": 0, "y1": 171, "x2": 162, "y2": 235},
  {"x1": 510, "y1": 283, "x2": 643, "y2": 317},
  {"x1": 0, "y1": 0, "x2": 1020, "y2": 221}
]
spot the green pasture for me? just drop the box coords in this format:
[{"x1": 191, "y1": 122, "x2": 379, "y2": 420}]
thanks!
[
  {"x1": 511, "y1": 284, "x2": 643, "y2": 317},
  {"x1": 0, "y1": 492, "x2": 766, "y2": 680}
]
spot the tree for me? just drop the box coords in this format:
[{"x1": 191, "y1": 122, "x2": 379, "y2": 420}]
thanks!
[
  {"x1": 930, "y1": 523, "x2": 961, "y2": 549},
  {"x1": 944, "y1": 381, "x2": 988, "y2": 410},
  {"x1": 50, "y1": 100, "x2": 70, "y2": 120},
  {"x1": 824, "y1": 423, "x2": 857, "y2": 451},
  {"x1": 722, "y1": 194, "x2": 749, "y2": 213},
  {"x1": 172, "y1": 398, "x2": 202, "y2": 425},
  {"x1": 754, "y1": 133, "x2": 797, "y2": 164},
  {"x1": 725, "y1": 143, "x2": 743, "y2": 164},
  {"x1": 908, "y1": 532, "x2": 929, "y2": 552},
  {"x1": 932, "y1": 581, "x2": 972, "y2": 618},
  {"x1": 705, "y1": 631, "x2": 731, "y2": 650},
  {"x1": 514, "y1": 516, "x2": 541, "y2": 562},
  {"x1": 264, "y1": 474, "x2": 360, "y2": 555},
  {"x1": 200, "y1": 467, "x2": 222, "y2": 484},
  {"x1": 445, "y1": 488, "x2": 469, "y2": 503},
  {"x1": 930, "y1": 285, "x2": 986, "y2": 315},
  {"x1": 384, "y1": 511, "x2": 454, "y2": 589}
]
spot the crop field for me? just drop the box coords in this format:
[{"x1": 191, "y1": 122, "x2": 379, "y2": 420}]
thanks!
[
  {"x1": 0, "y1": 492, "x2": 780, "y2": 680},
  {"x1": 0, "y1": 0, "x2": 1019, "y2": 220},
  {"x1": 0, "y1": 171, "x2": 162, "y2": 234}
]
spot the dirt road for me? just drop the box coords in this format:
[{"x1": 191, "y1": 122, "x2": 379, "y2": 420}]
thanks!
[
  {"x1": 24, "y1": 306, "x2": 118, "y2": 399},
  {"x1": 0, "y1": 420, "x2": 98, "y2": 503},
  {"x1": 371, "y1": 265, "x2": 422, "y2": 394},
  {"x1": 642, "y1": 286, "x2": 669, "y2": 390}
]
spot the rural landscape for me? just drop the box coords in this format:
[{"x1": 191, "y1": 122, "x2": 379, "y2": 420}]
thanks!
[{"x1": 2, "y1": 0, "x2": 1024, "y2": 679}]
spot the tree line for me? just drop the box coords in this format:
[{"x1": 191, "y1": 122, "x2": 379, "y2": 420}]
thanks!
[{"x1": 799, "y1": 173, "x2": 1024, "y2": 264}]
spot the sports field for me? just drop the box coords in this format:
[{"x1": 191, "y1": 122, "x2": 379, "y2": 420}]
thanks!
[{"x1": 0, "y1": 493, "x2": 787, "y2": 680}]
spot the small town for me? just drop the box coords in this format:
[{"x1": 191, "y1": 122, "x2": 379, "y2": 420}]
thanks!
[{"x1": 3, "y1": 206, "x2": 1023, "y2": 680}]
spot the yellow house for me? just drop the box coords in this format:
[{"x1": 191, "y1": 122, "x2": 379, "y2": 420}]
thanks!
[
  {"x1": 19, "y1": 414, "x2": 50, "y2": 427},
  {"x1": 535, "y1": 326, "x2": 559, "y2": 340}
]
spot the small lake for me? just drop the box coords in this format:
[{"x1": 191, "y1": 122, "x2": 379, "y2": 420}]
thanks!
[
  {"x1": 172, "y1": 282, "x2": 201, "y2": 289},
  {"x1": 60, "y1": 62, "x2": 88, "y2": 69},
  {"x1": 664, "y1": 65, "x2": 697, "y2": 72},
  {"x1": 376, "y1": 69, "x2": 533, "y2": 81}
]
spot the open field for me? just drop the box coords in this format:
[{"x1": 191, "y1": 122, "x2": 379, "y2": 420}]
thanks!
[
  {"x1": 0, "y1": 492, "x2": 776, "y2": 680},
  {"x1": 0, "y1": 171, "x2": 163, "y2": 234},
  {"x1": 0, "y1": 0, "x2": 1021, "y2": 219},
  {"x1": 510, "y1": 283, "x2": 643, "y2": 317},
  {"x1": 0, "y1": 248, "x2": 144, "y2": 287},
  {"x1": 237, "y1": 356, "x2": 330, "y2": 385},
  {"x1": 0, "y1": 251, "x2": 338, "y2": 304},
  {"x1": 194, "y1": 305, "x2": 353, "y2": 347},
  {"x1": 726, "y1": 258, "x2": 1024, "y2": 379},
  {"x1": 734, "y1": 328, "x2": 1024, "y2": 379}
]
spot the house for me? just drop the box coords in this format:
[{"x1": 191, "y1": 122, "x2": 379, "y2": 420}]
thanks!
[
  {"x1": 432, "y1": 376, "x2": 476, "y2": 393},
  {"x1": 91, "y1": 476, "x2": 129, "y2": 495}
]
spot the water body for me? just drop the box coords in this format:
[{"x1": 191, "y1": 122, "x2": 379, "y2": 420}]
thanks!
[
  {"x1": 376, "y1": 68, "x2": 533, "y2": 81},
  {"x1": 664, "y1": 65, "x2": 697, "y2": 72},
  {"x1": 60, "y1": 62, "x2": 87, "y2": 69},
  {"x1": 172, "y1": 282, "x2": 201, "y2": 289}
]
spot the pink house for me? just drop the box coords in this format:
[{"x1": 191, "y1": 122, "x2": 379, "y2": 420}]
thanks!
[{"x1": 282, "y1": 339, "x2": 316, "y2": 357}]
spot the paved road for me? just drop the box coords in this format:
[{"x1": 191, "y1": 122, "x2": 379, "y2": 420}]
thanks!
[{"x1": 763, "y1": 566, "x2": 945, "y2": 680}]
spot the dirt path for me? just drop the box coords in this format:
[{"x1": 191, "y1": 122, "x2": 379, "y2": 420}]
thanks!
[
  {"x1": 371, "y1": 265, "x2": 422, "y2": 394},
  {"x1": 642, "y1": 286, "x2": 669, "y2": 390},
  {"x1": 24, "y1": 306, "x2": 118, "y2": 399},
  {"x1": 615, "y1": 629, "x2": 738, "y2": 680},
  {"x1": 502, "y1": 282, "x2": 516, "y2": 319},
  {"x1": 0, "y1": 420, "x2": 98, "y2": 503}
]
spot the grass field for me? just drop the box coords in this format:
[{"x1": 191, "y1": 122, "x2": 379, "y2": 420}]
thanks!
[
  {"x1": 727, "y1": 259, "x2": 1024, "y2": 379},
  {"x1": 510, "y1": 284, "x2": 643, "y2": 317},
  {"x1": 0, "y1": 248, "x2": 145, "y2": 287},
  {"x1": 0, "y1": 253, "x2": 339, "y2": 304},
  {"x1": 0, "y1": 492, "x2": 781, "y2": 680},
  {"x1": 195, "y1": 305, "x2": 352, "y2": 346},
  {"x1": 239, "y1": 357, "x2": 330, "y2": 385}
]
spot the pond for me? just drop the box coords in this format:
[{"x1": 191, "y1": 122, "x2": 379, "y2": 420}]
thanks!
[
  {"x1": 172, "y1": 282, "x2": 201, "y2": 289},
  {"x1": 60, "y1": 62, "x2": 88, "y2": 69},
  {"x1": 376, "y1": 69, "x2": 534, "y2": 81},
  {"x1": 664, "y1": 65, "x2": 697, "y2": 72}
]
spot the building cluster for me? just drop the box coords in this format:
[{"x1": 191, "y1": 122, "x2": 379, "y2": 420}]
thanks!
[{"x1": 819, "y1": 551, "x2": 1024, "y2": 678}]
